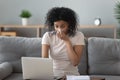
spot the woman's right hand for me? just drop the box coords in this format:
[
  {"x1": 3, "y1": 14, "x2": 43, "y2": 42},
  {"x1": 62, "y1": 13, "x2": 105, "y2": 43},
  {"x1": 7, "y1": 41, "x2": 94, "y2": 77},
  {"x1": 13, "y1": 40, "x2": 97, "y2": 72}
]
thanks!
[{"x1": 56, "y1": 29, "x2": 70, "y2": 42}]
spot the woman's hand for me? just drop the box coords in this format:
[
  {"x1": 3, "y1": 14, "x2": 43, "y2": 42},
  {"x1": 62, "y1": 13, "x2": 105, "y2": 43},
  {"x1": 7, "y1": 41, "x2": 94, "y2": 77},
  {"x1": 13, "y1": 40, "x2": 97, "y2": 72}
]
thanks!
[{"x1": 56, "y1": 30, "x2": 69, "y2": 42}]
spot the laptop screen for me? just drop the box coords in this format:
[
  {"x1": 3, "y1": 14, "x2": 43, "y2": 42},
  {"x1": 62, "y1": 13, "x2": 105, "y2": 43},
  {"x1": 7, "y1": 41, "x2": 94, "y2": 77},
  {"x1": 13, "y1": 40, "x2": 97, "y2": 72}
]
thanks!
[{"x1": 21, "y1": 57, "x2": 54, "y2": 80}]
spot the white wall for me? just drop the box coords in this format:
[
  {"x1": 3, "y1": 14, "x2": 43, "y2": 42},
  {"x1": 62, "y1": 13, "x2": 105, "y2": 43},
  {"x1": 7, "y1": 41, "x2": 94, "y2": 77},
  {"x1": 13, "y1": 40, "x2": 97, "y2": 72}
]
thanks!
[{"x1": 0, "y1": 0, "x2": 119, "y2": 37}]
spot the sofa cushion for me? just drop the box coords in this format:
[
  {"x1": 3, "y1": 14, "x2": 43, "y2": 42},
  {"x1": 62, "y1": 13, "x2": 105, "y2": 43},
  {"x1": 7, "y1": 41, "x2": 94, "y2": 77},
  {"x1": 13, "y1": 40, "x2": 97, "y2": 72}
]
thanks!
[
  {"x1": 0, "y1": 36, "x2": 42, "y2": 73},
  {"x1": 78, "y1": 39, "x2": 88, "y2": 75},
  {"x1": 24, "y1": 38, "x2": 42, "y2": 57},
  {"x1": 0, "y1": 62, "x2": 13, "y2": 80},
  {"x1": 10, "y1": 60, "x2": 22, "y2": 73},
  {"x1": 88, "y1": 37, "x2": 120, "y2": 75},
  {"x1": 0, "y1": 36, "x2": 25, "y2": 63}
]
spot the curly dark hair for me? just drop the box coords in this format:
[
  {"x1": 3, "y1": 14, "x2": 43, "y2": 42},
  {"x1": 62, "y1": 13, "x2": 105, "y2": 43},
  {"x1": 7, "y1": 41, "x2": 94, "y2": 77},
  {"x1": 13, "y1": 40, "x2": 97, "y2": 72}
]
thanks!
[{"x1": 45, "y1": 7, "x2": 78, "y2": 36}]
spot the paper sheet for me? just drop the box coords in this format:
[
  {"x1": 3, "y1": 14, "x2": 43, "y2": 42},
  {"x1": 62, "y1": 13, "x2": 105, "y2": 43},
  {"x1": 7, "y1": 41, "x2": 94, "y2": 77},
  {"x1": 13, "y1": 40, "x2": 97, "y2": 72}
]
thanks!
[{"x1": 66, "y1": 75, "x2": 90, "y2": 80}]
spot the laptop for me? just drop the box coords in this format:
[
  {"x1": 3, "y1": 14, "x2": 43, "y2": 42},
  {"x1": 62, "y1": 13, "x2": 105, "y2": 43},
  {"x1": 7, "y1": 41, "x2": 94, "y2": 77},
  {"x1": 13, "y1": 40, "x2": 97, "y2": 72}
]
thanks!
[{"x1": 21, "y1": 57, "x2": 54, "y2": 80}]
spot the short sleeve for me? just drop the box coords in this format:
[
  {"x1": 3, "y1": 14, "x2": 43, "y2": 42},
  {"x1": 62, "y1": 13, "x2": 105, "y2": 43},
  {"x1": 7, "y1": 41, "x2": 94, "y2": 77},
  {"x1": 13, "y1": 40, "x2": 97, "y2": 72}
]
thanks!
[
  {"x1": 42, "y1": 32, "x2": 50, "y2": 45},
  {"x1": 74, "y1": 32, "x2": 85, "y2": 45}
]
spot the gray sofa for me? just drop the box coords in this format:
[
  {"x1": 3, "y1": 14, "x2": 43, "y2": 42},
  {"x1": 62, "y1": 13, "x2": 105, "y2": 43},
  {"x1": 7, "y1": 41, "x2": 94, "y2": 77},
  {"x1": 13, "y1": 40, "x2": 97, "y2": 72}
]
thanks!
[{"x1": 0, "y1": 36, "x2": 120, "y2": 80}]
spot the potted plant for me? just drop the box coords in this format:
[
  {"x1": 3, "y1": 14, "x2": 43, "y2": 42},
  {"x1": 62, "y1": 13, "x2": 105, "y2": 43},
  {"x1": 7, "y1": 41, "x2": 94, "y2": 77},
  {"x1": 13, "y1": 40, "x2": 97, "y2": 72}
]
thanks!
[
  {"x1": 114, "y1": 1, "x2": 120, "y2": 37},
  {"x1": 20, "y1": 9, "x2": 32, "y2": 26}
]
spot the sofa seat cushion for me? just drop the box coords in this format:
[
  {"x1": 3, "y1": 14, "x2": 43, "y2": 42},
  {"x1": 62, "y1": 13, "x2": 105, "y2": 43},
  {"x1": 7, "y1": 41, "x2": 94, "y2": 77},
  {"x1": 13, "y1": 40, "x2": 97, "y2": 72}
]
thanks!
[
  {"x1": 4, "y1": 73, "x2": 23, "y2": 80},
  {"x1": 90, "y1": 75, "x2": 120, "y2": 80},
  {"x1": 88, "y1": 37, "x2": 120, "y2": 75}
]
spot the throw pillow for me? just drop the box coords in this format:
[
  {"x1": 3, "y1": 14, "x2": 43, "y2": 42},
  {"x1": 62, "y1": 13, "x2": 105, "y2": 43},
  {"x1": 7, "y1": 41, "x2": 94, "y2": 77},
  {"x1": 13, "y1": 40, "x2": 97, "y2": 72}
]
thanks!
[{"x1": 0, "y1": 62, "x2": 13, "y2": 80}]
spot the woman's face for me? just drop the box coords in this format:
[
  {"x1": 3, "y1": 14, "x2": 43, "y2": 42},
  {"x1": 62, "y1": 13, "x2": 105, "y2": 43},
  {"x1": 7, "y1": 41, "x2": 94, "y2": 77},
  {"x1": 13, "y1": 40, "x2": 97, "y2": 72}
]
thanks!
[{"x1": 54, "y1": 20, "x2": 69, "y2": 34}]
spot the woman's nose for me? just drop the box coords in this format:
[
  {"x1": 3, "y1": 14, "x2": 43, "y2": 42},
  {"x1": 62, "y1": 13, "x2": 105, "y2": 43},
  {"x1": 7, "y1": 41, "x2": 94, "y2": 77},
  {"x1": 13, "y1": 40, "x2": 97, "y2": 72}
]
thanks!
[{"x1": 58, "y1": 28, "x2": 62, "y2": 32}]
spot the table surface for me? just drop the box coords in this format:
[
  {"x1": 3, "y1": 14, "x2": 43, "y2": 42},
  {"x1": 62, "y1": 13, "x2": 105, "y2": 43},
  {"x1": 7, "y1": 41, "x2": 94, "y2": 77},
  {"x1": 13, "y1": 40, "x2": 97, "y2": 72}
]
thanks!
[{"x1": 91, "y1": 77, "x2": 105, "y2": 80}]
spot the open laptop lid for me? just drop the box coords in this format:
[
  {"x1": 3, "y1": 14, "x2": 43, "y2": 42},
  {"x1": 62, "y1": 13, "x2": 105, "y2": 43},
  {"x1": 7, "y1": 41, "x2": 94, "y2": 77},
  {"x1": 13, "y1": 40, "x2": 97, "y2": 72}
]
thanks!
[{"x1": 21, "y1": 57, "x2": 54, "y2": 80}]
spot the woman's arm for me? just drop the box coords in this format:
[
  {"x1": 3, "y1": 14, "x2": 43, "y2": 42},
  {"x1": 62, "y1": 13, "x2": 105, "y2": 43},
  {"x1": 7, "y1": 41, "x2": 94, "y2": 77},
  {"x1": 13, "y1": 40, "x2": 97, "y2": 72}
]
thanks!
[
  {"x1": 65, "y1": 41, "x2": 84, "y2": 66},
  {"x1": 42, "y1": 44, "x2": 50, "y2": 58},
  {"x1": 57, "y1": 31, "x2": 84, "y2": 66}
]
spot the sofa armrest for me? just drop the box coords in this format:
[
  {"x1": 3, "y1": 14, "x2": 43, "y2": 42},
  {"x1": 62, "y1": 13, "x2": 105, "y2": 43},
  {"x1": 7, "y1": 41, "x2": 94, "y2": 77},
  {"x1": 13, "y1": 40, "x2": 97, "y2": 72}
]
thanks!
[{"x1": 0, "y1": 62, "x2": 13, "y2": 80}]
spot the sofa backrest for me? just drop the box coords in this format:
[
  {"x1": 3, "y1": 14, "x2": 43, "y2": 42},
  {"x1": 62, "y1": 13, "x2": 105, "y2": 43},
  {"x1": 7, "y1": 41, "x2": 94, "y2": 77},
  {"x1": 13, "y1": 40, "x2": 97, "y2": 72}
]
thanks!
[
  {"x1": 0, "y1": 36, "x2": 42, "y2": 72},
  {"x1": 88, "y1": 37, "x2": 120, "y2": 75},
  {"x1": 78, "y1": 39, "x2": 88, "y2": 75},
  {"x1": 0, "y1": 36, "x2": 89, "y2": 75}
]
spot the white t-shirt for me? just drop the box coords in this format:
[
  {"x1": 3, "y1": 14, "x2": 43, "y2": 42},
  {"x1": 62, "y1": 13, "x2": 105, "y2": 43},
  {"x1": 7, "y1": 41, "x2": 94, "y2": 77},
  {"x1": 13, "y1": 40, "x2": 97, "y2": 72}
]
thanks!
[{"x1": 42, "y1": 31, "x2": 85, "y2": 78}]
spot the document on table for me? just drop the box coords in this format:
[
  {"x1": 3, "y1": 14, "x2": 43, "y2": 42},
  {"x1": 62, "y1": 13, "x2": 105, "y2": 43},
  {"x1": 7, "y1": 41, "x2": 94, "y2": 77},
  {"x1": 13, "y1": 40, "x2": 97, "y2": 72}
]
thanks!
[{"x1": 66, "y1": 75, "x2": 90, "y2": 80}]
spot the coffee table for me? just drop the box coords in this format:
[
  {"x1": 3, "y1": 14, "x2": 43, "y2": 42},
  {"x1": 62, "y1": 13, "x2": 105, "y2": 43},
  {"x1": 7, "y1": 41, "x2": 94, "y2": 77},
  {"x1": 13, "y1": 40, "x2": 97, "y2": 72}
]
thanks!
[{"x1": 91, "y1": 77, "x2": 105, "y2": 80}]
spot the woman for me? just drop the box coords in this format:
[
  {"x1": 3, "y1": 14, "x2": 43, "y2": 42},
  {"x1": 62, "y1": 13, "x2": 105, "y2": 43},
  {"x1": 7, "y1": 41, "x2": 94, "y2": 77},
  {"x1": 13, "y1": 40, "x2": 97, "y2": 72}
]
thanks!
[{"x1": 42, "y1": 7, "x2": 85, "y2": 79}]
